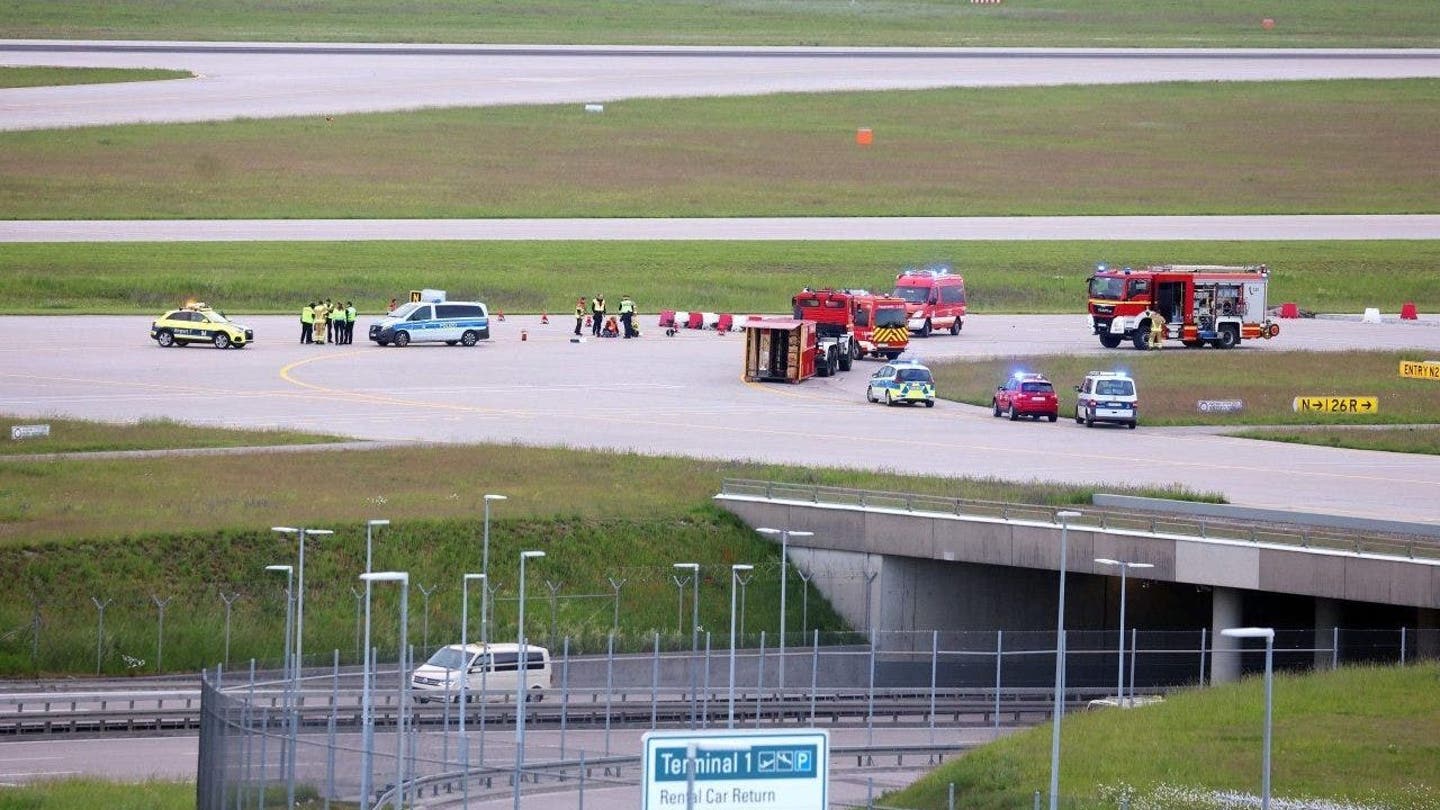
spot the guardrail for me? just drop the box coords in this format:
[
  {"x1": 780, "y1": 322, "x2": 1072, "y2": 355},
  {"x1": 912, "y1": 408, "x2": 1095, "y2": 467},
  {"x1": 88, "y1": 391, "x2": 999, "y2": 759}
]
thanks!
[{"x1": 720, "y1": 478, "x2": 1440, "y2": 561}]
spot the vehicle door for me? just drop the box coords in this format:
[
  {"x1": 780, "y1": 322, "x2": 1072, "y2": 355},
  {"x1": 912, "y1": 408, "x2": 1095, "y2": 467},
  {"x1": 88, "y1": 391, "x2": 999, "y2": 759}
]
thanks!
[
  {"x1": 997, "y1": 378, "x2": 1017, "y2": 409},
  {"x1": 406, "y1": 304, "x2": 434, "y2": 339},
  {"x1": 871, "y1": 366, "x2": 895, "y2": 397},
  {"x1": 434, "y1": 304, "x2": 465, "y2": 341},
  {"x1": 939, "y1": 282, "x2": 966, "y2": 324},
  {"x1": 173, "y1": 310, "x2": 204, "y2": 341}
]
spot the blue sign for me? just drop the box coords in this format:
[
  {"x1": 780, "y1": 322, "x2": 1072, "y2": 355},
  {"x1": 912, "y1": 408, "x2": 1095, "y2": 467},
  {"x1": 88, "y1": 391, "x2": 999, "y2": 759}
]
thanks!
[{"x1": 642, "y1": 730, "x2": 829, "y2": 810}]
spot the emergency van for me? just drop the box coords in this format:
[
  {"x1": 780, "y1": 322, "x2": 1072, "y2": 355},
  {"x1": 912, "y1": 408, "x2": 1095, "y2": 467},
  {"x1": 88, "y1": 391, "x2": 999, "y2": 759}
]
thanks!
[
  {"x1": 369, "y1": 291, "x2": 490, "y2": 347},
  {"x1": 891, "y1": 266, "x2": 966, "y2": 337}
]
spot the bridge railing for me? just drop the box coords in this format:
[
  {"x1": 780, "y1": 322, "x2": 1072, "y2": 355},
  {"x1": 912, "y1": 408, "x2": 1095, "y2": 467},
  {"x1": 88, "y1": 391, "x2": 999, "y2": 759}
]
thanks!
[{"x1": 719, "y1": 478, "x2": 1440, "y2": 561}]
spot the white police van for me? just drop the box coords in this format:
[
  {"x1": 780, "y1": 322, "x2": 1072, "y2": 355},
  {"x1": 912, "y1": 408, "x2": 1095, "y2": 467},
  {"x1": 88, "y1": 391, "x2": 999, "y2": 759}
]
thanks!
[{"x1": 369, "y1": 290, "x2": 490, "y2": 347}]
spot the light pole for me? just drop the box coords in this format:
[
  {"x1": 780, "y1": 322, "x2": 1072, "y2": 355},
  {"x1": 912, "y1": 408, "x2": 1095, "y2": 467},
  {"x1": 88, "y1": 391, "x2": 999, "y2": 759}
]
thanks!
[
  {"x1": 757, "y1": 528, "x2": 812, "y2": 691},
  {"x1": 514, "y1": 550, "x2": 545, "y2": 810},
  {"x1": 1049, "y1": 510, "x2": 1081, "y2": 810},
  {"x1": 1094, "y1": 558, "x2": 1154, "y2": 706},
  {"x1": 481, "y1": 493, "x2": 507, "y2": 644},
  {"x1": 360, "y1": 571, "x2": 409, "y2": 810},
  {"x1": 1222, "y1": 626, "x2": 1275, "y2": 810},
  {"x1": 460, "y1": 572, "x2": 484, "y2": 787},
  {"x1": 264, "y1": 565, "x2": 294, "y2": 677},
  {"x1": 727, "y1": 563, "x2": 754, "y2": 729},
  {"x1": 264, "y1": 564, "x2": 296, "y2": 808},
  {"x1": 673, "y1": 563, "x2": 700, "y2": 727},
  {"x1": 272, "y1": 526, "x2": 333, "y2": 683},
  {"x1": 360, "y1": 519, "x2": 388, "y2": 809}
]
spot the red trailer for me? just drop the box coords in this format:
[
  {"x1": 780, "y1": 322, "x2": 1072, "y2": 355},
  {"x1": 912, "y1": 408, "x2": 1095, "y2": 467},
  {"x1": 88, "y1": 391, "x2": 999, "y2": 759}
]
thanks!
[{"x1": 743, "y1": 319, "x2": 817, "y2": 383}]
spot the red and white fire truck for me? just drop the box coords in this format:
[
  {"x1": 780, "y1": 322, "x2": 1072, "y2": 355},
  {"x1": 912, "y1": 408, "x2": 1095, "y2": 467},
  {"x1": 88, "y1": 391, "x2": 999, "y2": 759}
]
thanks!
[
  {"x1": 1086, "y1": 264, "x2": 1281, "y2": 350},
  {"x1": 792, "y1": 288, "x2": 910, "y2": 367},
  {"x1": 891, "y1": 265, "x2": 966, "y2": 337}
]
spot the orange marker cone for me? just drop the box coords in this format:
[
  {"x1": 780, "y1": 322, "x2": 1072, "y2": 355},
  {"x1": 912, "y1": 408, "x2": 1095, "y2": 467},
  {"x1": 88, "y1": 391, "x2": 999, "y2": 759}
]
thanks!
[
  {"x1": 541, "y1": 311, "x2": 549, "y2": 325},
  {"x1": 496, "y1": 310, "x2": 506, "y2": 321}
]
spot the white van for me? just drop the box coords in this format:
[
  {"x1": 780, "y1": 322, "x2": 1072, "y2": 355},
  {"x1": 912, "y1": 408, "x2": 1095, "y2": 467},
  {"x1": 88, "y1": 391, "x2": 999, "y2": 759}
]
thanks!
[
  {"x1": 369, "y1": 300, "x2": 490, "y2": 347},
  {"x1": 410, "y1": 642, "x2": 551, "y2": 703}
]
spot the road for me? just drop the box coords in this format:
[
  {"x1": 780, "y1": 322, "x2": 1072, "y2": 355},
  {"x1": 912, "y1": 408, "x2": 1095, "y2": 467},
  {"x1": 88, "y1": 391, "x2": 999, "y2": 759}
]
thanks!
[
  {"x1": 3, "y1": 313, "x2": 1437, "y2": 524},
  {"x1": 3, "y1": 43, "x2": 1440, "y2": 130}
]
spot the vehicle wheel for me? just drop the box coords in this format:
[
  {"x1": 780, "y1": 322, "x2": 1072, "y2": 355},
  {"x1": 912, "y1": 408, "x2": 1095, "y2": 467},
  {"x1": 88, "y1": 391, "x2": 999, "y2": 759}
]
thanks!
[
  {"x1": 1099, "y1": 334, "x2": 1123, "y2": 349},
  {"x1": 394, "y1": 331, "x2": 410, "y2": 347},
  {"x1": 885, "y1": 391, "x2": 896, "y2": 407},
  {"x1": 991, "y1": 400, "x2": 1002, "y2": 417},
  {"x1": 377, "y1": 340, "x2": 390, "y2": 347},
  {"x1": 919, "y1": 320, "x2": 932, "y2": 338},
  {"x1": 924, "y1": 400, "x2": 934, "y2": 408},
  {"x1": 1085, "y1": 411, "x2": 1095, "y2": 428},
  {"x1": 1131, "y1": 329, "x2": 1150, "y2": 351},
  {"x1": 850, "y1": 341, "x2": 861, "y2": 361},
  {"x1": 445, "y1": 340, "x2": 458, "y2": 346},
  {"x1": 1183, "y1": 340, "x2": 1205, "y2": 349},
  {"x1": 949, "y1": 318, "x2": 961, "y2": 335},
  {"x1": 1128, "y1": 421, "x2": 1138, "y2": 430},
  {"x1": 828, "y1": 350, "x2": 839, "y2": 377},
  {"x1": 838, "y1": 347, "x2": 853, "y2": 371},
  {"x1": 1008, "y1": 405, "x2": 1019, "y2": 421},
  {"x1": 1217, "y1": 326, "x2": 1238, "y2": 349},
  {"x1": 212, "y1": 332, "x2": 231, "y2": 350},
  {"x1": 461, "y1": 330, "x2": 479, "y2": 347},
  {"x1": 866, "y1": 387, "x2": 876, "y2": 403},
  {"x1": 1074, "y1": 407, "x2": 1084, "y2": 425},
  {"x1": 156, "y1": 331, "x2": 174, "y2": 348},
  {"x1": 1048, "y1": 413, "x2": 1058, "y2": 423}
]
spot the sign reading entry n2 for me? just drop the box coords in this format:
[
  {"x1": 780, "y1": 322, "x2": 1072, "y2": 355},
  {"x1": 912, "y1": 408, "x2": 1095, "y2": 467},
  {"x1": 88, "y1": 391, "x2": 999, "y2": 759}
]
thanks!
[
  {"x1": 643, "y1": 730, "x2": 828, "y2": 809},
  {"x1": 1399, "y1": 360, "x2": 1440, "y2": 381},
  {"x1": 1292, "y1": 396, "x2": 1378, "y2": 414}
]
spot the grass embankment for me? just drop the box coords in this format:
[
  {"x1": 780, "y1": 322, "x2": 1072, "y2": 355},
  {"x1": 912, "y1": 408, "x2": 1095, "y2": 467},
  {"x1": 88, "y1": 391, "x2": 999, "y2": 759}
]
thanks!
[
  {"x1": 4, "y1": 240, "x2": 1439, "y2": 316},
  {"x1": 1233, "y1": 426, "x2": 1440, "y2": 456},
  {"x1": 0, "y1": 779, "x2": 193, "y2": 810},
  {"x1": 0, "y1": 439, "x2": 1219, "y2": 676},
  {"x1": 0, "y1": 416, "x2": 344, "y2": 456},
  {"x1": 934, "y1": 351, "x2": 1440, "y2": 428},
  {"x1": 2, "y1": 0, "x2": 1437, "y2": 47},
  {"x1": 3, "y1": 80, "x2": 1437, "y2": 219},
  {"x1": 887, "y1": 663, "x2": 1440, "y2": 810},
  {"x1": 0, "y1": 67, "x2": 192, "y2": 89}
]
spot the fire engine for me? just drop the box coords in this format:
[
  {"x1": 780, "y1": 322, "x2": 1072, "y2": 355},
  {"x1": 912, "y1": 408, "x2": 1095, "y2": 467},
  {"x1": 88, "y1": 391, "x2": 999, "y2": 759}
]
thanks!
[
  {"x1": 891, "y1": 265, "x2": 966, "y2": 337},
  {"x1": 792, "y1": 288, "x2": 910, "y2": 369},
  {"x1": 1086, "y1": 264, "x2": 1281, "y2": 350}
]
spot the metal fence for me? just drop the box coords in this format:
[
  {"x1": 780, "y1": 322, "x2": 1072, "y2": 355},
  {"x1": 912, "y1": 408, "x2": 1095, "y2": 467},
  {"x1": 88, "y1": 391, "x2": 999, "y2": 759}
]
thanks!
[{"x1": 195, "y1": 625, "x2": 1438, "y2": 810}]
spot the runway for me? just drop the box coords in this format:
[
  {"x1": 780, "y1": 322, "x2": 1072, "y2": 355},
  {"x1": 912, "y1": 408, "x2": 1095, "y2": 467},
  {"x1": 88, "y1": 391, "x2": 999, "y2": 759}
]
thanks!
[{"x1": 3, "y1": 42, "x2": 1440, "y2": 131}]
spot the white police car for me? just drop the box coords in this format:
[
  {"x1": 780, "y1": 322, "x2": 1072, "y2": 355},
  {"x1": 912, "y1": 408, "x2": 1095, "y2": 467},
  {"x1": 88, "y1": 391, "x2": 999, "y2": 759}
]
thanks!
[
  {"x1": 866, "y1": 360, "x2": 936, "y2": 407},
  {"x1": 1074, "y1": 370, "x2": 1138, "y2": 429}
]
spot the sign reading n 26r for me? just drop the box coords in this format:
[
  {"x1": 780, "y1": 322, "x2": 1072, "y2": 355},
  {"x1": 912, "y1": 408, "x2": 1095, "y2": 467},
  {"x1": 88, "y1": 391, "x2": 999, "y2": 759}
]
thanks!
[
  {"x1": 1292, "y1": 396, "x2": 1378, "y2": 414},
  {"x1": 643, "y1": 730, "x2": 828, "y2": 810}
]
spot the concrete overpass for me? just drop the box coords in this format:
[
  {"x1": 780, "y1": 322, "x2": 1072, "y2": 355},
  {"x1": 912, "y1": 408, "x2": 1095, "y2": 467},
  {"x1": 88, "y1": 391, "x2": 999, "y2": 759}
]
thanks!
[{"x1": 716, "y1": 480, "x2": 1440, "y2": 683}]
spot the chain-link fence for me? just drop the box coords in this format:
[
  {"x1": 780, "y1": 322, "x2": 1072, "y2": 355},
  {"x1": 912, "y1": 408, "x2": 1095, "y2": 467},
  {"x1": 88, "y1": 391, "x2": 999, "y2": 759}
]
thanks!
[{"x1": 196, "y1": 624, "x2": 1438, "y2": 810}]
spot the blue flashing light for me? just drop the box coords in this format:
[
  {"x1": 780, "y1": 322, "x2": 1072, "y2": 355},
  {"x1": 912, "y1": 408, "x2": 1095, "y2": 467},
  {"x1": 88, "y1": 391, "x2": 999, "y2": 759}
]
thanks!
[{"x1": 1096, "y1": 262, "x2": 1109, "y2": 273}]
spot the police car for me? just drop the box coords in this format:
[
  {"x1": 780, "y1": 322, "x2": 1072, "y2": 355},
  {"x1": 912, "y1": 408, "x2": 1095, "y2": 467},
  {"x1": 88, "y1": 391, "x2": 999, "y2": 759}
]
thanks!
[
  {"x1": 866, "y1": 359, "x2": 936, "y2": 407},
  {"x1": 150, "y1": 303, "x2": 253, "y2": 349},
  {"x1": 1074, "y1": 370, "x2": 1138, "y2": 429}
]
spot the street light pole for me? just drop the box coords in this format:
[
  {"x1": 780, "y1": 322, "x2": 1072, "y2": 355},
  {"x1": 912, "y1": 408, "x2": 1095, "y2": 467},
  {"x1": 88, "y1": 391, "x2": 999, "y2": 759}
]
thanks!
[
  {"x1": 272, "y1": 527, "x2": 333, "y2": 685},
  {"x1": 481, "y1": 494, "x2": 507, "y2": 645},
  {"x1": 1094, "y1": 558, "x2": 1154, "y2": 706},
  {"x1": 1049, "y1": 510, "x2": 1081, "y2": 810},
  {"x1": 361, "y1": 571, "x2": 409, "y2": 810},
  {"x1": 727, "y1": 563, "x2": 753, "y2": 729},
  {"x1": 360, "y1": 519, "x2": 388, "y2": 809},
  {"x1": 514, "y1": 550, "x2": 545, "y2": 810},
  {"x1": 264, "y1": 564, "x2": 295, "y2": 809},
  {"x1": 757, "y1": 528, "x2": 812, "y2": 691},
  {"x1": 461, "y1": 573, "x2": 484, "y2": 774},
  {"x1": 674, "y1": 563, "x2": 700, "y2": 728},
  {"x1": 1222, "y1": 626, "x2": 1276, "y2": 810}
]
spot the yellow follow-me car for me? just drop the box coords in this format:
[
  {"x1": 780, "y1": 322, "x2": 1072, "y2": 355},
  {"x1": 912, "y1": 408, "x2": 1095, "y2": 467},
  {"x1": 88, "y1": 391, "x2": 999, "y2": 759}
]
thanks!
[{"x1": 150, "y1": 303, "x2": 254, "y2": 349}]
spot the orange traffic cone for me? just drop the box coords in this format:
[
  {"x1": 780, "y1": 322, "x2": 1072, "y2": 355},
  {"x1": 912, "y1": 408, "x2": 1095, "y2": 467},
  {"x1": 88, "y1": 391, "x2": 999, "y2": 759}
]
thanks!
[
  {"x1": 585, "y1": 315, "x2": 593, "y2": 328},
  {"x1": 541, "y1": 311, "x2": 549, "y2": 325},
  {"x1": 496, "y1": 310, "x2": 506, "y2": 321}
]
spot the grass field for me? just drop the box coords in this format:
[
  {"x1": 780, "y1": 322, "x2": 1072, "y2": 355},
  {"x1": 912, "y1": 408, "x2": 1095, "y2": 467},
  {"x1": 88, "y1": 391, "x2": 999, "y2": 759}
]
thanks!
[
  {"x1": 3, "y1": 0, "x2": 1438, "y2": 47},
  {"x1": 3, "y1": 80, "x2": 1437, "y2": 219},
  {"x1": 4, "y1": 240, "x2": 1439, "y2": 316},
  {"x1": 0, "y1": 779, "x2": 194, "y2": 810},
  {"x1": 885, "y1": 663, "x2": 1440, "y2": 809},
  {"x1": 931, "y1": 351, "x2": 1440, "y2": 427},
  {"x1": 0, "y1": 67, "x2": 192, "y2": 89},
  {"x1": 1233, "y1": 426, "x2": 1440, "y2": 456},
  {"x1": 0, "y1": 416, "x2": 343, "y2": 456}
]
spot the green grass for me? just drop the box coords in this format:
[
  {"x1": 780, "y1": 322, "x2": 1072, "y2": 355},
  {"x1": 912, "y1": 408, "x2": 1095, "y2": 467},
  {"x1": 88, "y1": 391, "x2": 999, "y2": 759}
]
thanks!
[
  {"x1": 1233, "y1": 426, "x2": 1440, "y2": 456},
  {"x1": 4, "y1": 80, "x2": 1438, "y2": 219},
  {"x1": 5, "y1": 240, "x2": 1440, "y2": 316},
  {"x1": 0, "y1": 780, "x2": 194, "y2": 810},
  {"x1": 3, "y1": 0, "x2": 1438, "y2": 47},
  {"x1": 0, "y1": 416, "x2": 344, "y2": 456},
  {"x1": 932, "y1": 351, "x2": 1440, "y2": 427},
  {"x1": 0, "y1": 67, "x2": 192, "y2": 89},
  {"x1": 886, "y1": 663, "x2": 1440, "y2": 809}
]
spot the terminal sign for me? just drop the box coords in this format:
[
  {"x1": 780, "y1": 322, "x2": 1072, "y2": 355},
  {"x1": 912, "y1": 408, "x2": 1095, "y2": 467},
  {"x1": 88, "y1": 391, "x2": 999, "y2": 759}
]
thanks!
[
  {"x1": 643, "y1": 730, "x2": 828, "y2": 810},
  {"x1": 1292, "y1": 396, "x2": 1378, "y2": 414},
  {"x1": 1399, "y1": 360, "x2": 1440, "y2": 381}
]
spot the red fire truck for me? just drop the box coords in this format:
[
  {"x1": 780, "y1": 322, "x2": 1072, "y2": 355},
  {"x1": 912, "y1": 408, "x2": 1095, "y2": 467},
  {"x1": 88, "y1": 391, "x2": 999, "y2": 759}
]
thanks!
[
  {"x1": 891, "y1": 265, "x2": 966, "y2": 337},
  {"x1": 792, "y1": 288, "x2": 910, "y2": 366},
  {"x1": 1086, "y1": 264, "x2": 1281, "y2": 350}
]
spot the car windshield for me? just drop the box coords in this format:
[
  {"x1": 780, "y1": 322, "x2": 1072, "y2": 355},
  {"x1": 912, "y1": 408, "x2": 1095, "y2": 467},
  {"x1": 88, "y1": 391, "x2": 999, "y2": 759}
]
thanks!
[
  {"x1": 889, "y1": 286, "x2": 928, "y2": 303},
  {"x1": 897, "y1": 368, "x2": 932, "y2": 382},
  {"x1": 874, "y1": 307, "x2": 907, "y2": 328},
  {"x1": 424, "y1": 647, "x2": 468, "y2": 670},
  {"x1": 1089, "y1": 277, "x2": 1125, "y2": 300},
  {"x1": 389, "y1": 302, "x2": 421, "y2": 320},
  {"x1": 1021, "y1": 382, "x2": 1054, "y2": 393},
  {"x1": 1096, "y1": 379, "x2": 1134, "y2": 396}
]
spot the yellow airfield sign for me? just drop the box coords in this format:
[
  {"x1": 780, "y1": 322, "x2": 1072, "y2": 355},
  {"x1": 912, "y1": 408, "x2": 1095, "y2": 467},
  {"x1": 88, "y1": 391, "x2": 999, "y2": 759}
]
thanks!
[
  {"x1": 1398, "y1": 360, "x2": 1440, "y2": 380},
  {"x1": 1292, "y1": 396, "x2": 1378, "y2": 414}
]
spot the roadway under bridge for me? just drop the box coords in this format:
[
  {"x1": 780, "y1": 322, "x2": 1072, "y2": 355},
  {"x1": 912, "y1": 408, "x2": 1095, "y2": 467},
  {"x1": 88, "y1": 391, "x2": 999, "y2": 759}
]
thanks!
[{"x1": 716, "y1": 480, "x2": 1440, "y2": 684}]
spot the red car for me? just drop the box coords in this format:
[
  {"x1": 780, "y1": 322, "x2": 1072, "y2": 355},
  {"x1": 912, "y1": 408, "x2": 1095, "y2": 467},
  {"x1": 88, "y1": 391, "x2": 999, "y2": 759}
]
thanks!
[{"x1": 992, "y1": 372, "x2": 1059, "y2": 422}]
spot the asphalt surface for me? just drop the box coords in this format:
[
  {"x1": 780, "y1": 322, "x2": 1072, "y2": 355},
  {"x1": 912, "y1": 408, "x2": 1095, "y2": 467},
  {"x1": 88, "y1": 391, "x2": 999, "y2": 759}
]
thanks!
[
  {"x1": 3, "y1": 43, "x2": 1440, "y2": 130},
  {"x1": 4, "y1": 313, "x2": 1438, "y2": 524}
]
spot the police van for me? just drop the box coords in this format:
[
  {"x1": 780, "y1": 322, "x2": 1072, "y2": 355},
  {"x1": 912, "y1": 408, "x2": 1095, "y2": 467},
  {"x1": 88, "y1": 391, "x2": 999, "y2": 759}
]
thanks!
[
  {"x1": 369, "y1": 291, "x2": 490, "y2": 347},
  {"x1": 411, "y1": 643, "x2": 552, "y2": 703}
]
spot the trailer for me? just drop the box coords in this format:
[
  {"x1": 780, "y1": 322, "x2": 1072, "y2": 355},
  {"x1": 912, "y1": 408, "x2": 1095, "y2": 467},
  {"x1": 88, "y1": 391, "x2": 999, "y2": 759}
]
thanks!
[{"x1": 742, "y1": 319, "x2": 817, "y2": 383}]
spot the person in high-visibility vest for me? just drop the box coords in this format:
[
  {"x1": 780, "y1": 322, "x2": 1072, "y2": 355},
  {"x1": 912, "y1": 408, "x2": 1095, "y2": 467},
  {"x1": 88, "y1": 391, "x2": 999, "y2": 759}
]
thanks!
[
  {"x1": 313, "y1": 300, "x2": 328, "y2": 345},
  {"x1": 619, "y1": 295, "x2": 636, "y2": 339},
  {"x1": 300, "y1": 302, "x2": 315, "y2": 344},
  {"x1": 1145, "y1": 309, "x2": 1165, "y2": 350},
  {"x1": 343, "y1": 301, "x2": 357, "y2": 344},
  {"x1": 574, "y1": 297, "x2": 586, "y2": 336},
  {"x1": 590, "y1": 295, "x2": 606, "y2": 337}
]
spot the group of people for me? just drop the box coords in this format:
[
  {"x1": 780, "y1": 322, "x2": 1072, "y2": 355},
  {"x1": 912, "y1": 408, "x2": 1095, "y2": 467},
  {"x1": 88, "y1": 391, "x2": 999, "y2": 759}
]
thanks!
[
  {"x1": 575, "y1": 294, "x2": 638, "y2": 339},
  {"x1": 300, "y1": 300, "x2": 358, "y2": 345}
]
